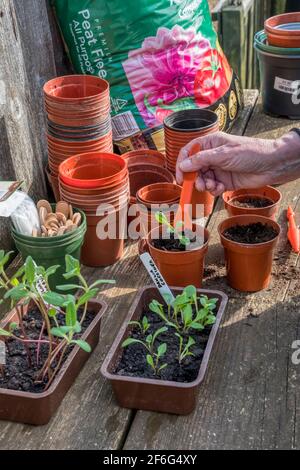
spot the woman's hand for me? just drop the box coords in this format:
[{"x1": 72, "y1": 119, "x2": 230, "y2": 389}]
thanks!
[{"x1": 176, "y1": 131, "x2": 300, "y2": 196}]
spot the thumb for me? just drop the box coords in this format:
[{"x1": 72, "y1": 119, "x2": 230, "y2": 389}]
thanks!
[{"x1": 180, "y1": 145, "x2": 228, "y2": 173}]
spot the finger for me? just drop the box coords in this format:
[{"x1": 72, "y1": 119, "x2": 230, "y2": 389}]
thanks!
[
  {"x1": 210, "y1": 182, "x2": 225, "y2": 197},
  {"x1": 204, "y1": 177, "x2": 217, "y2": 192},
  {"x1": 195, "y1": 175, "x2": 206, "y2": 192},
  {"x1": 180, "y1": 145, "x2": 229, "y2": 172},
  {"x1": 176, "y1": 147, "x2": 189, "y2": 184}
]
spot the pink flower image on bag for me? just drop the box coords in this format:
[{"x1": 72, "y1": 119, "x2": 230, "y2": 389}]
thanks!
[{"x1": 122, "y1": 25, "x2": 211, "y2": 127}]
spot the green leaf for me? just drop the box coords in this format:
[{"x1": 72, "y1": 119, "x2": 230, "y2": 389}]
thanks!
[
  {"x1": 89, "y1": 280, "x2": 116, "y2": 289},
  {"x1": 77, "y1": 289, "x2": 99, "y2": 307},
  {"x1": 0, "y1": 328, "x2": 12, "y2": 337},
  {"x1": 58, "y1": 326, "x2": 74, "y2": 334},
  {"x1": 146, "y1": 334, "x2": 153, "y2": 346},
  {"x1": 146, "y1": 354, "x2": 155, "y2": 369},
  {"x1": 149, "y1": 300, "x2": 163, "y2": 315},
  {"x1": 189, "y1": 322, "x2": 205, "y2": 330},
  {"x1": 25, "y1": 257, "x2": 36, "y2": 284},
  {"x1": 179, "y1": 235, "x2": 190, "y2": 246},
  {"x1": 152, "y1": 326, "x2": 168, "y2": 345},
  {"x1": 155, "y1": 211, "x2": 170, "y2": 227},
  {"x1": 65, "y1": 255, "x2": 80, "y2": 276},
  {"x1": 162, "y1": 293, "x2": 173, "y2": 306},
  {"x1": 205, "y1": 315, "x2": 216, "y2": 326},
  {"x1": 48, "y1": 308, "x2": 57, "y2": 318},
  {"x1": 8, "y1": 322, "x2": 18, "y2": 333},
  {"x1": 122, "y1": 338, "x2": 146, "y2": 349},
  {"x1": 158, "y1": 363, "x2": 168, "y2": 372},
  {"x1": 72, "y1": 339, "x2": 91, "y2": 353},
  {"x1": 45, "y1": 265, "x2": 60, "y2": 279},
  {"x1": 74, "y1": 321, "x2": 81, "y2": 334},
  {"x1": 0, "y1": 251, "x2": 14, "y2": 270},
  {"x1": 43, "y1": 292, "x2": 66, "y2": 307},
  {"x1": 4, "y1": 284, "x2": 27, "y2": 301},
  {"x1": 56, "y1": 284, "x2": 83, "y2": 292},
  {"x1": 157, "y1": 343, "x2": 167, "y2": 358},
  {"x1": 184, "y1": 285, "x2": 197, "y2": 299},
  {"x1": 185, "y1": 337, "x2": 196, "y2": 349},
  {"x1": 129, "y1": 320, "x2": 142, "y2": 330},
  {"x1": 200, "y1": 296, "x2": 208, "y2": 308},
  {"x1": 50, "y1": 327, "x2": 67, "y2": 339},
  {"x1": 183, "y1": 304, "x2": 193, "y2": 326},
  {"x1": 142, "y1": 316, "x2": 149, "y2": 332},
  {"x1": 65, "y1": 301, "x2": 77, "y2": 327}
]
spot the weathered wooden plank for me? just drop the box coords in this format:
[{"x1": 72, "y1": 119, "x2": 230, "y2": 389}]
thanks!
[
  {"x1": 124, "y1": 97, "x2": 300, "y2": 450},
  {"x1": 0, "y1": 92, "x2": 257, "y2": 449}
]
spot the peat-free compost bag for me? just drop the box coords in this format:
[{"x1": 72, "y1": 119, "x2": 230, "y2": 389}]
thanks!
[{"x1": 52, "y1": 0, "x2": 243, "y2": 152}]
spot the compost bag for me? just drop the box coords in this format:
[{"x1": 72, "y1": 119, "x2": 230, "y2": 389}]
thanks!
[{"x1": 52, "y1": 0, "x2": 243, "y2": 151}]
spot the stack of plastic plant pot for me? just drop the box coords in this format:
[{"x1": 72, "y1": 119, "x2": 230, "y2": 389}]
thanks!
[
  {"x1": 44, "y1": 75, "x2": 113, "y2": 201},
  {"x1": 59, "y1": 152, "x2": 129, "y2": 267},
  {"x1": 164, "y1": 109, "x2": 219, "y2": 218}
]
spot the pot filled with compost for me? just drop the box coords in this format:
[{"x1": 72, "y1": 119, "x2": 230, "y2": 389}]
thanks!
[
  {"x1": 223, "y1": 186, "x2": 282, "y2": 220},
  {"x1": 101, "y1": 285, "x2": 228, "y2": 415}
]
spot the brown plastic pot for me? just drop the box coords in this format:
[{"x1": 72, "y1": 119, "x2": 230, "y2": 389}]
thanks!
[
  {"x1": 141, "y1": 224, "x2": 210, "y2": 287},
  {"x1": 121, "y1": 149, "x2": 166, "y2": 168},
  {"x1": 218, "y1": 214, "x2": 280, "y2": 292},
  {"x1": 137, "y1": 182, "x2": 181, "y2": 205},
  {"x1": 223, "y1": 186, "x2": 282, "y2": 220},
  {"x1": 44, "y1": 75, "x2": 109, "y2": 103},
  {"x1": 265, "y1": 13, "x2": 300, "y2": 48},
  {"x1": 45, "y1": 166, "x2": 60, "y2": 202},
  {"x1": 101, "y1": 286, "x2": 228, "y2": 415},
  {"x1": 81, "y1": 204, "x2": 128, "y2": 267},
  {"x1": 0, "y1": 299, "x2": 107, "y2": 425}
]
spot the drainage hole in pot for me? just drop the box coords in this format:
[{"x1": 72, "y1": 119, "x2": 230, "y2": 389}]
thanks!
[
  {"x1": 230, "y1": 196, "x2": 274, "y2": 209},
  {"x1": 115, "y1": 307, "x2": 213, "y2": 383},
  {"x1": 223, "y1": 222, "x2": 278, "y2": 244},
  {"x1": 0, "y1": 307, "x2": 95, "y2": 393}
]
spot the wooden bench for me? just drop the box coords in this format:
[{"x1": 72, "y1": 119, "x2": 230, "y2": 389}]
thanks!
[{"x1": 1, "y1": 90, "x2": 300, "y2": 450}]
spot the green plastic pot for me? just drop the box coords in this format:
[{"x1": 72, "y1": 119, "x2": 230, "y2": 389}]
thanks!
[
  {"x1": 254, "y1": 30, "x2": 300, "y2": 55},
  {"x1": 11, "y1": 208, "x2": 87, "y2": 291}
]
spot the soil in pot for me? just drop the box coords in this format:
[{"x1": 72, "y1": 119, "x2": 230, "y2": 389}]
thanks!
[
  {"x1": 0, "y1": 307, "x2": 95, "y2": 393},
  {"x1": 115, "y1": 308, "x2": 212, "y2": 383},
  {"x1": 230, "y1": 196, "x2": 274, "y2": 209},
  {"x1": 152, "y1": 230, "x2": 203, "y2": 252},
  {"x1": 223, "y1": 222, "x2": 278, "y2": 244}
]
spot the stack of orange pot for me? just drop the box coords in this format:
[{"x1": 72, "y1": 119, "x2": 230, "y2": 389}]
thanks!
[
  {"x1": 44, "y1": 75, "x2": 113, "y2": 201},
  {"x1": 164, "y1": 109, "x2": 219, "y2": 217},
  {"x1": 59, "y1": 152, "x2": 129, "y2": 267}
]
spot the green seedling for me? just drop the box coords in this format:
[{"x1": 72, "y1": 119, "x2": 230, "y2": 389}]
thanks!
[
  {"x1": 129, "y1": 316, "x2": 150, "y2": 335},
  {"x1": 175, "y1": 334, "x2": 195, "y2": 365},
  {"x1": 0, "y1": 251, "x2": 114, "y2": 390},
  {"x1": 146, "y1": 342, "x2": 168, "y2": 375},
  {"x1": 155, "y1": 212, "x2": 190, "y2": 247}
]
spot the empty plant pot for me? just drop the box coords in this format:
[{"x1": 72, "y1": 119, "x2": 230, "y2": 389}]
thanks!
[
  {"x1": 59, "y1": 153, "x2": 127, "y2": 189},
  {"x1": 218, "y1": 214, "x2": 280, "y2": 292},
  {"x1": 254, "y1": 30, "x2": 300, "y2": 119},
  {"x1": 101, "y1": 286, "x2": 228, "y2": 415},
  {"x1": 121, "y1": 149, "x2": 166, "y2": 168},
  {"x1": 45, "y1": 166, "x2": 60, "y2": 202},
  {"x1": 129, "y1": 164, "x2": 175, "y2": 202},
  {"x1": 81, "y1": 203, "x2": 128, "y2": 267},
  {"x1": 137, "y1": 183, "x2": 181, "y2": 205},
  {"x1": 0, "y1": 299, "x2": 106, "y2": 425},
  {"x1": 44, "y1": 75, "x2": 109, "y2": 103},
  {"x1": 265, "y1": 12, "x2": 300, "y2": 48},
  {"x1": 223, "y1": 186, "x2": 282, "y2": 220},
  {"x1": 141, "y1": 224, "x2": 210, "y2": 288}
]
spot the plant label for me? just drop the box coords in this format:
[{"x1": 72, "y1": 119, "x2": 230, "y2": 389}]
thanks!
[
  {"x1": 0, "y1": 341, "x2": 6, "y2": 366},
  {"x1": 140, "y1": 252, "x2": 175, "y2": 304}
]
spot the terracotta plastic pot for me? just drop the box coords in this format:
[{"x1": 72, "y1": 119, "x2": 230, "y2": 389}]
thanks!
[
  {"x1": 0, "y1": 299, "x2": 106, "y2": 425},
  {"x1": 191, "y1": 189, "x2": 215, "y2": 219},
  {"x1": 137, "y1": 204, "x2": 176, "y2": 238},
  {"x1": 137, "y1": 182, "x2": 181, "y2": 205},
  {"x1": 45, "y1": 166, "x2": 60, "y2": 202},
  {"x1": 218, "y1": 214, "x2": 280, "y2": 292},
  {"x1": 129, "y1": 164, "x2": 175, "y2": 201},
  {"x1": 81, "y1": 203, "x2": 128, "y2": 267},
  {"x1": 223, "y1": 186, "x2": 282, "y2": 220},
  {"x1": 101, "y1": 286, "x2": 228, "y2": 415},
  {"x1": 265, "y1": 12, "x2": 300, "y2": 48},
  {"x1": 59, "y1": 153, "x2": 127, "y2": 189},
  {"x1": 44, "y1": 75, "x2": 109, "y2": 103},
  {"x1": 122, "y1": 149, "x2": 166, "y2": 168},
  {"x1": 141, "y1": 224, "x2": 210, "y2": 288}
]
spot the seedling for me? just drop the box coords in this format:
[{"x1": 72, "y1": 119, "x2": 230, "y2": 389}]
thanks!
[
  {"x1": 129, "y1": 316, "x2": 150, "y2": 335},
  {"x1": 175, "y1": 334, "x2": 195, "y2": 365},
  {"x1": 0, "y1": 251, "x2": 114, "y2": 389},
  {"x1": 122, "y1": 326, "x2": 168, "y2": 376},
  {"x1": 155, "y1": 212, "x2": 190, "y2": 247}
]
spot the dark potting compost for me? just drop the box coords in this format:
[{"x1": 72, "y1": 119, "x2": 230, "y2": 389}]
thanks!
[
  {"x1": 231, "y1": 196, "x2": 273, "y2": 209},
  {"x1": 115, "y1": 308, "x2": 212, "y2": 383},
  {"x1": 151, "y1": 230, "x2": 202, "y2": 252},
  {"x1": 223, "y1": 222, "x2": 278, "y2": 244},
  {"x1": 0, "y1": 307, "x2": 95, "y2": 393}
]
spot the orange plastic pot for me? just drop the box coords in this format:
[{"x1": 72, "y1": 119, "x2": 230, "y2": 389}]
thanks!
[
  {"x1": 191, "y1": 189, "x2": 215, "y2": 218},
  {"x1": 137, "y1": 204, "x2": 176, "y2": 238},
  {"x1": 45, "y1": 166, "x2": 60, "y2": 202},
  {"x1": 121, "y1": 149, "x2": 166, "y2": 168},
  {"x1": 59, "y1": 153, "x2": 127, "y2": 189},
  {"x1": 44, "y1": 75, "x2": 109, "y2": 103},
  {"x1": 265, "y1": 13, "x2": 300, "y2": 48},
  {"x1": 59, "y1": 176, "x2": 129, "y2": 196},
  {"x1": 129, "y1": 164, "x2": 175, "y2": 202},
  {"x1": 81, "y1": 204, "x2": 128, "y2": 267},
  {"x1": 218, "y1": 215, "x2": 280, "y2": 292},
  {"x1": 223, "y1": 186, "x2": 282, "y2": 220},
  {"x1": 137, "y1": 182, "x2": 181, "y2": 205},
  {"x1": 142, "y1": 224, "x2": 210, "y2": 288}
]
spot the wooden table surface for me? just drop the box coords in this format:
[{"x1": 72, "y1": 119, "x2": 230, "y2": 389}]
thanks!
[{"x1": 1, "y1": 90, "x2": 300, "y2": 450}]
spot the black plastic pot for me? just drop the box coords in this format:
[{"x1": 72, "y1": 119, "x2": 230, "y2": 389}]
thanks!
[{"x1": 255, "y1": 31, "x2": 300, "y2": 119}]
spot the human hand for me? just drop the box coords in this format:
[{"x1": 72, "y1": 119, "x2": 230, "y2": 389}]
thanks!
[{"x1": 176, "y1": 131, "x2": 300, "y2": 196}]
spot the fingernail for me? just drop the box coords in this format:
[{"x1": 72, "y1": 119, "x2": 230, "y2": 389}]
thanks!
[{"x1": 180, "y1": 159, "x2": 193, "y2": 171}]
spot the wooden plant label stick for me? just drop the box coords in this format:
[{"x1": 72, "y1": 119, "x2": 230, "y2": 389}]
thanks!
[{"x1": 140, "y1": 253, "x2": 175, "y2": 305}]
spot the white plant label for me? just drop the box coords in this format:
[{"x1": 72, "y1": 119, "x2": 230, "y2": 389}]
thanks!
[
  {"x1": 274, "y1": 77, "x2": 299, "y2": 95},
  {"x1": 0, "y1": 341, "x2": 6, "y2": 366},
  {"x1": 140, "y1": 253, "x2": 175, "y2": 305}
]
